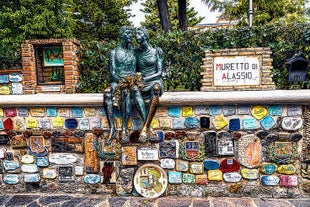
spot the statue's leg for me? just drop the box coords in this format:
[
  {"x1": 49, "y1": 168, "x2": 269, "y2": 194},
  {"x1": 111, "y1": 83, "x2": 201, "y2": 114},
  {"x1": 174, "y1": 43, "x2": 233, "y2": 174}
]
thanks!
[
  {"x1": 120, "y1": 89, "x2": 131, "y2": 143},
  {"x1": 139, "y1": 84, "x2": 160, "y2": 142},
  {"x1": 103, "y1": 87, "x2": 116, "y2": 144},
  {"x1": 132, "y1": 85, "x2": 147, "y2": 123}
]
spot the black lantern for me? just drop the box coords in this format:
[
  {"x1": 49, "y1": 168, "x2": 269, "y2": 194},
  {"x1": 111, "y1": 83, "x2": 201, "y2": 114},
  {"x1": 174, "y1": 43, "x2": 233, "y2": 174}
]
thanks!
[{"x1": 286, "y1": 52, "x2": 309, "y2": 83}]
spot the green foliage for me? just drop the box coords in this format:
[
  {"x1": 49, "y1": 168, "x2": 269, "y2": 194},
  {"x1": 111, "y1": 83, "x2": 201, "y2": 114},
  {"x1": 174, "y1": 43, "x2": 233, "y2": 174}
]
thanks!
[
  {"x1": 76, "y1": 40, "x2": 118, "y2": 93},
  {"x1": 141, "y1": 0, "x2": 204, "y2": 36},
  {"x1": 72, "y1": 0, "x2": 133, "y2": 41},
  {"x1": 202, "y1": 0, "x2": 308, "y2": 26}
]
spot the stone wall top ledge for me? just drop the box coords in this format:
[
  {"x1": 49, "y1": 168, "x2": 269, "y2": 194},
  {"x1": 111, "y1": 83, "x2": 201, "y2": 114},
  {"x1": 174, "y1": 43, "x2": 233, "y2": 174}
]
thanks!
[{"x1": 0, "y1": 90, "x2": 309, "y2": 107}]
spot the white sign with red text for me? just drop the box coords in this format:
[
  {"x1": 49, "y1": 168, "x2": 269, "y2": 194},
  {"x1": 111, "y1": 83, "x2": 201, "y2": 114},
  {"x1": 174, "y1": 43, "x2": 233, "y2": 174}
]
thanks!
[{"x1": 213, "y1": 56, "x2": 260, "y2": 86}]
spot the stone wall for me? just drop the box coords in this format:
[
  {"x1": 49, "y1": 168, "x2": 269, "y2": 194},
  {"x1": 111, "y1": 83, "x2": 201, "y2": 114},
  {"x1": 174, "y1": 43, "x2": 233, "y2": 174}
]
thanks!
[{"x1": 0, "y1": 92, "x2": 309, "y2": 199}]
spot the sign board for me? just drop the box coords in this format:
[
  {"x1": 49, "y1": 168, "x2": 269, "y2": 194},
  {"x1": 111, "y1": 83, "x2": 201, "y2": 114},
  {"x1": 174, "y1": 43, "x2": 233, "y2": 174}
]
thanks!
[{"x1": 214, "y1": 56, "x2": 260, "y2": 86}]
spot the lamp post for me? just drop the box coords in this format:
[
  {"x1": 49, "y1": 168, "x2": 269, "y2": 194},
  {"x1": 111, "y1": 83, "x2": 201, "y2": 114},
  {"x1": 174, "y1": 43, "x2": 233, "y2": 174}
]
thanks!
[{"x1": 248, "y1": 0, "x2": 253, "y2": 27}]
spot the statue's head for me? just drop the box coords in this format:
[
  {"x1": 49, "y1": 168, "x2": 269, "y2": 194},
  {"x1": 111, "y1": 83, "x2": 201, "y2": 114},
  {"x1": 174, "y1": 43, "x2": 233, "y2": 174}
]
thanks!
[
  {"x1": 136, "y1": 27, "x2": 149, "y2": 43},
  {"x1": 119, "y1": 26, "x2": 134, "y2": 42}
]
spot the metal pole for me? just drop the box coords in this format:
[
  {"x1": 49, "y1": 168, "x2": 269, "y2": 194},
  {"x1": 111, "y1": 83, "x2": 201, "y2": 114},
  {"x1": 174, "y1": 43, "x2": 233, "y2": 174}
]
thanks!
[{"x1": 248, "y1": 0, "x2": 253, "y2": 27}]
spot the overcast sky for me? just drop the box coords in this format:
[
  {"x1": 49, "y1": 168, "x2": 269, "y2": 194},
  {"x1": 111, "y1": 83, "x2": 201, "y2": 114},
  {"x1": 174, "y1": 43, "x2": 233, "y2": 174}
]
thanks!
[{"x1": 129, "y1": 0, "x2": 222, "y2": 27}]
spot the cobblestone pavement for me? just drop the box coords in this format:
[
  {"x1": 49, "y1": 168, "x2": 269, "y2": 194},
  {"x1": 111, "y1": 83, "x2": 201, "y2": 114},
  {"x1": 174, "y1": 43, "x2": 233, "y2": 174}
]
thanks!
[{"x1": 0, "y1": 194, "x2": 309, "y2": 207}]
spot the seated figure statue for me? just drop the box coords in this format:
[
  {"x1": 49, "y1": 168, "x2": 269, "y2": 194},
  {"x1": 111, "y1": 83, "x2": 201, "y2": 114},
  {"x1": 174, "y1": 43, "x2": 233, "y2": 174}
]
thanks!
[
  {"x1": 103, "y1": 26, "x2": 146, "y2": 144},
  {"x1": 135, "y1": 27, "x2": 164, "y2": 142}
]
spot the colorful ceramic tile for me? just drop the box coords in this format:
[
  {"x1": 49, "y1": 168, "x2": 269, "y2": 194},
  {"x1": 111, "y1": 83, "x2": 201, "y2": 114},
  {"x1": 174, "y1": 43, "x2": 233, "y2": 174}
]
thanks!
[
  {"x1": 217, "y1": 138, "x2": 234, "y2": 156},
  {"x1": 98, "y1": 107, "x2": 106, "y2": 116},
  {"x1": 260, "y1": 163, "x2": 277, "y2": 175},
  {"x1": 25, "y1": 117, "x2": 37, "y2": 129},
  {"x1": 195, "y1": 174, "x2": 208, "y2": 185},
  {"x1": 183, "y1": 173, "x2": 195, "y2": 183},
  {"x1": 168, "y1": 106, "x2": 181, "y2": 117},
  {"x1": 237, "y1": 134, "x2": 262, "y2": 168},
  {"x1": 0, "y1": 120, "x2": 4, "y2": 130},
  {"x1": 3, "y1": 174, "x2": 19, "y2": 184},
  {"x1": 65, "y1": 118, "x2": 78, "y2": 129},
  {"x1": 269, "y1": 105, "x2": 283, "y2": 116},
  {"x1": 270, "y1": 142, "x2": 295, "y2": 164},
  {"x1": 213, "y1": 115, "x2": 227, "y2": 130},
  {"x1": 223, "y1": 172, "x2": 242, "y2": 182},
  {"x1": 84, "y1": 133, "x2": 99, "y2": 173},
  {"x1": 42, "y1": 168, "x2": 57, "y2": 179},
  {"x1": 38, "y1": 118, "x2": 51, "y2": 129},
  {"x1": 52, "y1": 117, "x2": 64, "y2": 128},
  {"x1": 79, "y1": 118, "x2": 89, "y2": 130},
  {"x1": 190, "y1": 162, "x2": 204, "y2": 174},
  {"x1": 132, "y1": 118, "x2": 142, "y2": 130},
  {"x1": 3, "y1": 160, "x2": 19, "y2": 171},
  {"x1": 36, "y1": 157, "x2": 49, "y2": 167},
  {"x1": 155, "y1": 107, "x2": 167, "y2": 117},
  {"x1": 282, "y1": 117, "x2": 303, "y2": 131},
  {"x1": 51, "y1": 137, "x2": 83, "y2": 153},
  {"x1": 71, "y1": 107, "x2": 83, "y2": 118},
  {"x1": 229, "y1": 118, "x2": 240, "y2": 131},
  {"x1": 176, "y1": 160, "x2": 189, "y2": 172},
  {"x1": 194, "y1": 105, "x2": 208, "y2": 115},
  {"x1": 89, "y1": 119, "x2": 101, "y2": 130},
  {"x1": 14, "y1": 118, "x2": 24, "y2": 131},
  {"x1": 261, "y1": 175, "x2": 279, "y2": 186},
  {"x1": 160, "y1": 158, "x2": 175, "y2": 169},
  {"x1": 0, "y1": 148, "x2": 6, "y2": 159},
  {"x1": 29, "y1": 108, "x2": 45, "y2": 117},
  {"x1": 251, "y1": 106, "x2": 268, "y2": 120},
  {"x1": 17, "y1": 108, "x2": 28, "y2": 117},
  {"x1": 84, "y1": 174, "x2": 101, "y2": 184},
  {"x1": 0, "y1": 108, "x2": 3, "y2": 116},
  {"x1": 11, "y1": 83, "x2": 23, "y2": 94},
  {"x1": 58, "y1": 108, "x2": 70, "y2": 117},
  {"x1": 168, "y1": 171, "x2": 182, "y2": 184},
  {"x1": 209, "y1": 105, "x2": 222, "y2": 116},
  {"x1": 159, "y1": 140, "x2": 178, "y2": 158},
  {"x1": 4, "y1": 108, "x2": 17, "y2": 117},
  {"x1": 5, "y1": 151, "x2": 13, "y2": 160},
  {"x1": 122, "y1": 146, "x2": 137, "y2": 166},
  {"x1": 172, "y1": 118, "x2": 185, "y2": 129},
  {"x1": 182, "y1": 106, "x2": 193, "y2": 117},
  {"x1": 137, "y1": 148, "x2": 159, "y2": 160},
  {"x1": 150, "y1": 117, "x2": 159, "y2": 129},
  {"x1": 241, "y1": 169, "x2": 259, "y2": 180},
  {"x1": 242, "y1": 118, "x2": 259, "y2": 130},
  {"x1": 204, "y1": 160, "x2": 220, "y2": 171},
  {"x1": 223, "y1": 105, "x2": 236, "y2": 116},
  {"x1": 21, "y1": 155, "x2": 34, "y2": 164},
  {"x1": 277, "y1": 164, "x2": 296, "y2": 175},
  {"x1": 184, "y1": 117, "x2": 200, "y2": 129},
  {"x1": 49, "y1": 153, "x2": 77, "y2": 165},
  {"x1": 260, "y1": 115, "x2": 275, "y2": 130},
  {"x1": 29, "y1": 136, "x2": 45, "y2": 154},
  {"x1": 0, "y1": 85, "x2": 11, "y2": 95},
  {"x1": 200, "y1": 117, "x2": 210, "y2": 128},
  {"x1": 9, "y1": 73, "x2": 22, "y2": 82},
  {"x1": 184, "y1": 141, "x2": 200, "y2": 160},
  {"x1": 11, "y1": 135, "x2": 27, "y2": 149},
  {"x1": 75, "y1": 166, "x2": 84, "y2": 176},
  {"x1": 46, "y1": 107, "x2": 58, "y2": 117},
  {"x1": 0, "y1": 75, "x2": 9, "y2": 83},
  {"x1": 84, "y1": 108, "x2": 96, "y2": 116},
  {"x1": 287, "y1": 106, "x2": 302, "y2": 116},
  {"x1": 158, "y1": 118, "x2": 171, "y2": 128},
  {"x1": 280, "y1": 175, "x2": 298, "y2": 187},
  {"x1": 21, "y1": 164, "x2": 39, "y2": 173},
  {"x1": 58, "y1": 166, "x2": 74, "y2": 182},
  {"x1": 203, "y1": 131, "x2": 217, "y2": 157},
  {"x1": 207, "y1": 169, "x2": 223, "y2": 181},
  {"x1": 134, "y1": 164, "x2": 168, "y2": 198},
  {"x1": 219, "y1": 158, "x2": 240, "y2": 173},
  {"x1": 0, "y1": 134, "x2": 9, "y2": 144},
  {"x1": 24, "y1": 173, "x2": 40, "y2": 183}
]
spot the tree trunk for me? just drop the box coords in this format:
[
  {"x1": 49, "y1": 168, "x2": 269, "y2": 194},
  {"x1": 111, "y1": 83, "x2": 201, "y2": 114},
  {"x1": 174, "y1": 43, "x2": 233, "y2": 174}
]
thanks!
[
  {"x1": 178, "y1": 0, "x2": 187, "y2": 31},
  {"x1": 157, "y1": 0, "x2": 172, "y2": 32}
]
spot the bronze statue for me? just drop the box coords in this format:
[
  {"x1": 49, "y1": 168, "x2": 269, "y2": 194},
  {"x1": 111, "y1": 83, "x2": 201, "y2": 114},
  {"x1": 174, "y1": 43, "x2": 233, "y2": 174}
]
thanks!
[
  {"x1": 103, "y1": 26, "x2": 146, "y2": 144},
  {"x1": 135, "y1": 27, "x2": 164, "y2": 142}
]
